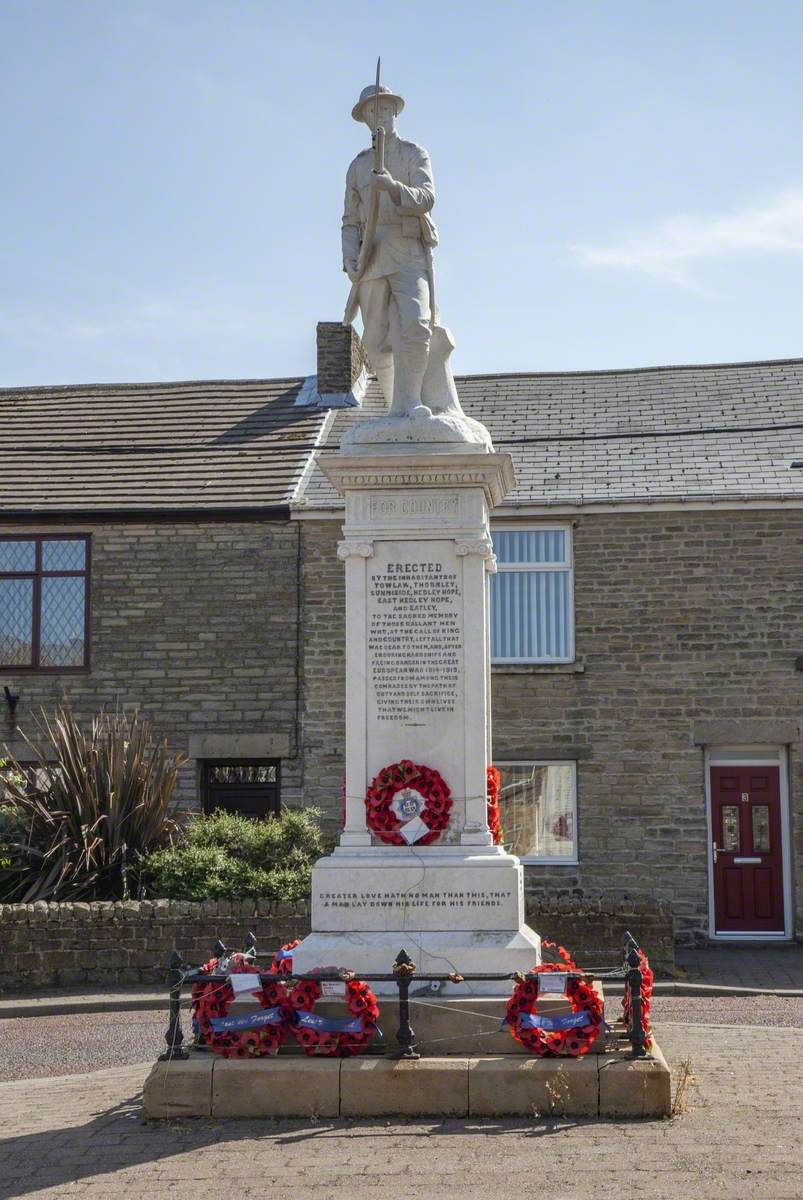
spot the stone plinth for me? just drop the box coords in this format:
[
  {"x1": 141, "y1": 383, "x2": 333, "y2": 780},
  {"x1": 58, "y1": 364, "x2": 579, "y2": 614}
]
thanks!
[
  {"x1": 142, "y1": 1036, "x2": 672, "y2": 1120},
  {"x1": 293, "y1": 452, "x2": 540, "y2": 989}
]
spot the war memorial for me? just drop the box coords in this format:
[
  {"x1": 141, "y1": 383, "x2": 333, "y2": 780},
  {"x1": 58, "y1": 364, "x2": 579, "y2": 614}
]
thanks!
[{"x1": 143, "y1": 67, "x2": 672, "y2": 1121}]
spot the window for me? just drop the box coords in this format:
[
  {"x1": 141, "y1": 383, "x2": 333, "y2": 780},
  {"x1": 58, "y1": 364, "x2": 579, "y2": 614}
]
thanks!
[
  {"x1": 490, "y1": 528, "x2": 574, "y2": 663},
  {"x1": 496, "y1": 761, "x2": 578, "y2": 863},
  {"x1": 202, "y1": 760, "x2": 280, "y2": 818},
  {"x1": 0, "y1": 536, "x2": 90, "y2": 670}
]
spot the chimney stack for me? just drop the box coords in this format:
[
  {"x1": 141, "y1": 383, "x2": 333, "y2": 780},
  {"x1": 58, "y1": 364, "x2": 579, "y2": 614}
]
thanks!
[{"x1": 316, "y1": 322, "x2": 365, "y2": 400}]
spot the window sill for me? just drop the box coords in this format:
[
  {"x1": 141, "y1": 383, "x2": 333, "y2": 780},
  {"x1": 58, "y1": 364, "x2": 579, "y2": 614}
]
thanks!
[
  {"x1": 492, "y1": 660, "x2": 585, "y2": 675},
  {"x1": 520, "y1": 859, "x2": 579, "y2": 867}
]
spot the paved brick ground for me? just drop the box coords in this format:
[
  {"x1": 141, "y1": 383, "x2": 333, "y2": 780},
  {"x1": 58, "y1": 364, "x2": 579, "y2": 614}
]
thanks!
[
  {"x1": 1, "y1": 1022, "x2": 801, "y2": 1200},
  {"x1": 675, "y1": 944, "x2": 802, "y2": 989}
]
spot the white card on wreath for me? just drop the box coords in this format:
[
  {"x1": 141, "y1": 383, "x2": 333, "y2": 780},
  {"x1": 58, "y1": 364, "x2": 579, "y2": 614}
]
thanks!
[
  {"x1": 230, "y1": 973, "x2": 261, "y2": 995},
  {"x1": 321, "y1": 980, "x2": 347, "y2": 998},
  {"x1": 539, "y1": 972, "x2": 568, "y2": 994},
  {"x1": 399, "y1": 815, "x2": 429, "y2": 844}
]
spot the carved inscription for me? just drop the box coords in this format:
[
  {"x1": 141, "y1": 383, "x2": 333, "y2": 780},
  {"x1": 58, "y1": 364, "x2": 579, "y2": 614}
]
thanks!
[
  {"x1": 368, "y1": 551, "x2": 462, "y2": 722},
  {"x1": 319, "y1": 889, "x2": 506, "y2": 912},
  {"x1": 370, "y1": 493, "x2": 459, "y2": 519}
]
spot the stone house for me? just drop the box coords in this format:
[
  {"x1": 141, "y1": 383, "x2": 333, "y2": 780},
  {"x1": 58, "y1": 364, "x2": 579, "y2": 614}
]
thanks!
[
  {"x1": 2, "y1": 328, "x2": 801, "y2": 949},
  {"x1": 0, "y1": 370, "x2": 337, "y2": 814}
]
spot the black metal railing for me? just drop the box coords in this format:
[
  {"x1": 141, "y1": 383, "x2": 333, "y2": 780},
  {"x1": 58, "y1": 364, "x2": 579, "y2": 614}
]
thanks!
[
  {"x1": 158, "y1": 932, "x2": 653, "y2": 1062},
  {"x1": 622, "y1": 930, "x2": 653, "y2": 1059}
]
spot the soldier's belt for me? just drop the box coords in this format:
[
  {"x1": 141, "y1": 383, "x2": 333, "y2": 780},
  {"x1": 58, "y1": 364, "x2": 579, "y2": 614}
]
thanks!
[{"x1": 374, "y1": 218, "x2": 422, "y2": 238}]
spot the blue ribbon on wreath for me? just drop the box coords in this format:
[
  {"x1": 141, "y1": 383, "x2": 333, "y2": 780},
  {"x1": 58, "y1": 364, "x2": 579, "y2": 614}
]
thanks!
[
  {"x1": 209, "y1": 1006, "x2": 285, "y2": 1033},
  {"x1": 294, "y1": 1010, "x2": 364, "y2": 1035},
  {"x1": 518, "y1": 1009, "x2": 594, "y2": 1032}
]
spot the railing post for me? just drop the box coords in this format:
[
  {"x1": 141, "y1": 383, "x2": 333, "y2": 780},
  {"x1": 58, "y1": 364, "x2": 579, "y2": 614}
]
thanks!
[
  {"x1": 390, "y1": 948, "x2": 420, "y2": 1059},
  {"x1": 158, "y1": 949, "x2": 190, "y2": 1061},
  {"x1": 626, "y1": 945, "x2": 648, "y2": 1059}
]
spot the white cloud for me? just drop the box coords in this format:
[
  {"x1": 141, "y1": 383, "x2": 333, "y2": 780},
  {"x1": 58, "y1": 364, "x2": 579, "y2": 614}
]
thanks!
[{"x1": 571, "y1": 188, "x2": 803, "y2": 286}]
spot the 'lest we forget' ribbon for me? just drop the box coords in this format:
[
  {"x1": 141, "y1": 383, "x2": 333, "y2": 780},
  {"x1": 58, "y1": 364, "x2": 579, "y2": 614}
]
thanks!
[
  {"x1": 518, "y1": 1009, "x2": 593, "y2": 1032},
  {"x1": 209, "y1": 1008, "x2": 364, "y2": 1035},
  {"x1": 209, "y1": 1007, "x2": 285, "y2": 1033}
]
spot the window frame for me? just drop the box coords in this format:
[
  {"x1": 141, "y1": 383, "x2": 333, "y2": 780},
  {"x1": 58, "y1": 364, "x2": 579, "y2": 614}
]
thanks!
[
  {"x1": 489, "y1": 524, "x2": 575, "y2": 665},
  {"x1": 0, "y1": 534, "x2": 91, "y2": 673},
  {"x1": 495, "y1": 758, "x2": 579, "y2": 866}
]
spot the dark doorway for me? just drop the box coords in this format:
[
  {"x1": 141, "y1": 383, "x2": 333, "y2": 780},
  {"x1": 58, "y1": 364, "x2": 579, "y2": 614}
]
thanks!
[{"x1": 201, "y1": 760, "x2": 280, "y2": 818}]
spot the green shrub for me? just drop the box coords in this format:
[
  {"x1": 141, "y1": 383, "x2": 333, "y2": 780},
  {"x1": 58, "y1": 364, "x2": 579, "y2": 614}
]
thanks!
[
  {"x1": 140, "y1": 806, "x2": 322, "y2": 902},
  {"x1": 0, "y1": 709, "x2": 184, "y2": 903}
]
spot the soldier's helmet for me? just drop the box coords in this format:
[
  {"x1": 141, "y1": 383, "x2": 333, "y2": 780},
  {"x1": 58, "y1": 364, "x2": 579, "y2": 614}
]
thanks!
[{"x1": 351, "y1": 84, "x2": 405, "y2": 122}]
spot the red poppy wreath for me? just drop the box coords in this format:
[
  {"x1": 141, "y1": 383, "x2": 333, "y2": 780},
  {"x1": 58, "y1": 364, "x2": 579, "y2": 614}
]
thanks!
[
  {"x1": 365, "y1": 759, "x2": 452, "y2": 846},
  {"x1": 289, "y1": 974, "x2": 380, "y2": 1057},
  {"x1": 192, "y1": 953, "x2": 292, "y2": 1058},
  {"x1": 506, "y1": 963, "x2": 603, "y2": 1057}
]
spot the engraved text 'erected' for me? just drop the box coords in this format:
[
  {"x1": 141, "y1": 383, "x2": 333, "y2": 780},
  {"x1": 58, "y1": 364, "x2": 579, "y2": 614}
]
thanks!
[{"x1": 368, "y1": 554, "x2": 462, "y2": 722}]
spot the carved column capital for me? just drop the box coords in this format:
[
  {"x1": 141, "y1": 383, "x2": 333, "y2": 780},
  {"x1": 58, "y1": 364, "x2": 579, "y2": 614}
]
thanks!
[
  {"x1": 455, "y1": 537, "x2": 494, "y2": 558},
  {"x1": 337, "y1": 539, "x2": 374, "y2": 560}
]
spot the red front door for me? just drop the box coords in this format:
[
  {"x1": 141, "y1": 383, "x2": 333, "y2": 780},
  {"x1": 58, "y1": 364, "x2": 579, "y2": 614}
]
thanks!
[{"x1": 711, "y1": 766, "x2": 785, "y2": 934}]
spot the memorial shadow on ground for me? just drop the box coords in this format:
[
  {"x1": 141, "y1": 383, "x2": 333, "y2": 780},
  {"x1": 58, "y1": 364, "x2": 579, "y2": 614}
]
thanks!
[{"x1": 0, "y1": 1099, "x2": 589, "y2": 1199}]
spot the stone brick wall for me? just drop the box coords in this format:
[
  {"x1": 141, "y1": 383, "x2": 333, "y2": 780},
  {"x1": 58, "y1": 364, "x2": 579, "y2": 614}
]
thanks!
[
  {"x1": 300, "y1": 509, "x2": 803, "y2": 946},
  {"x1": 0, "y1": 896, "x2": 669, "y2": 993},
  {"x1": 526, "y1": 895, "x2": 674, "y2": 972},
  {"x1": 0, "y1": 519, "x2": 304, "y2": 810},
  {"x1": 316, "y1": 322, "x2": 364, "y2": 396},
  {"x1": 0, "y1": 900, "x2": 311, "y2": 994},
  {"x1": 300, "y1": 518, "x2": 347, "y2": 833}
]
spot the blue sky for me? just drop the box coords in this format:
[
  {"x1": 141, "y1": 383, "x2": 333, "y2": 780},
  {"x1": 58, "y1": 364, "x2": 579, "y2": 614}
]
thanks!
[{"x1": 2, "y1": 0, "x2": 803, "y2": 385}]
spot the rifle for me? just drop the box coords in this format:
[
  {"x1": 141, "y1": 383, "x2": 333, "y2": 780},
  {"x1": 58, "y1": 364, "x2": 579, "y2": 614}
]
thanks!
[{"x1": 343, "y1": 57, "x2": 385, "y2": 326}]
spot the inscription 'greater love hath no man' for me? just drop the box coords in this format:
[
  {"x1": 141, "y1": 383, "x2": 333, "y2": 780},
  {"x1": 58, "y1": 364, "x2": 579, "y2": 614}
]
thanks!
[{"x1": 368, "y1": 560, "x2": 462, "y2": 722}]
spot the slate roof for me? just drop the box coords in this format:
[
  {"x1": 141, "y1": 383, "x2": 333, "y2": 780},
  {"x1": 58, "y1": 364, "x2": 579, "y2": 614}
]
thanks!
[
  {"x1": 0, "y1": 378, "x2": 327, "y2": 514},
  {"x1": 297, "y1": 358, "x2": 803, "y2": 510},
  {"x1": 2, "y1": 358, "x2": 801, "y2": 516}
]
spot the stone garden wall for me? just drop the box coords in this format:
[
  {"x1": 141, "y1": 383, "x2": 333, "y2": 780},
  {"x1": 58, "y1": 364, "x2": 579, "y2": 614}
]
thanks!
[
  {"x1": 0, "y1": 899, "x2": 311, "y2": 995},
  {"x1": 0, "y1": 896, "x2": 672, "y2": 993},
  {"x1": 525, "y1": 894, "x2": 674, "y2": 972}
]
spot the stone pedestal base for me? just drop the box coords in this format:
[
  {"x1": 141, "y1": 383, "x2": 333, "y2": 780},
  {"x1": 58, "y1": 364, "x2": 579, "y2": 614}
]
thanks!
[
  {"x1": 292, "y1": 844, "x2": 541, "y2": 994},
  {"x1": 293, "y1": 929, "x2": 542, "y2": 996}
]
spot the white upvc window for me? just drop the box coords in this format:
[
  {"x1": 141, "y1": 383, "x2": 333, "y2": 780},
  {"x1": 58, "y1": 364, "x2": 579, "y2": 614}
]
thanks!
[
  {"x1": 496, "y1": 761, "x2": 578, "y2": 865},
  {"x1": 490, "y1": 526, "x2": 574, "y2": 663}
]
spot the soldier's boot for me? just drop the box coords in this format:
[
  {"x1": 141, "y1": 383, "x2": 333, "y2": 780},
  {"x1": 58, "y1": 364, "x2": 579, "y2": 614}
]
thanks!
[{"x1": 388, "y1": 341, "x2": 431, "y2": 418}]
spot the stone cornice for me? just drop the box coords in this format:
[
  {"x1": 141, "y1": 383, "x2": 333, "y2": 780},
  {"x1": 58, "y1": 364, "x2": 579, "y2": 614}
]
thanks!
[{"x1": 316, "y1": 453, "x2": 517, "y2": 509}]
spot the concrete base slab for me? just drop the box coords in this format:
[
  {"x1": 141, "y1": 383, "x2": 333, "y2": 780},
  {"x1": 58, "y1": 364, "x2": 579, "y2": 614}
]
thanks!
[{"x1": 142, "y1": 1032, "x2": 671, "y2": 1120}]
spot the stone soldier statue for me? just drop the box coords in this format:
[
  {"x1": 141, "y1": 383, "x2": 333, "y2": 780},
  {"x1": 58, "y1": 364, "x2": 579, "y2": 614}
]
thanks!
[
  {"x1": 342, "y1": 80, "x2": 436, "y2": 417},
  {"x1": 341, "y1": 72, "x2": 492, "y2": 452}
]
